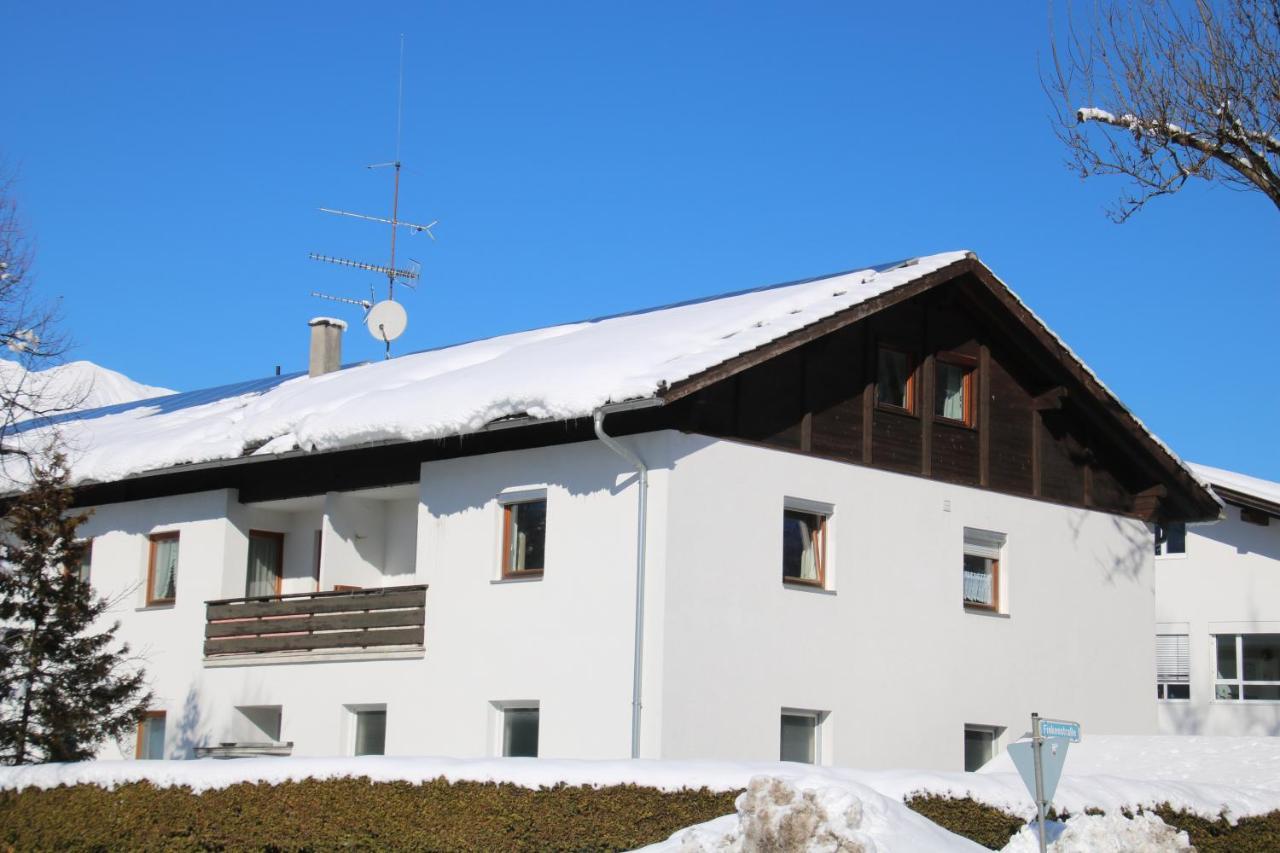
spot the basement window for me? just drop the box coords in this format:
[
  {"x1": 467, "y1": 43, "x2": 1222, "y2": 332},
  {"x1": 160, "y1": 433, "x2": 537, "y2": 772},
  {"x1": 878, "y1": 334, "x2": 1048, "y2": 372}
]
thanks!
[
  {"x1": 502, "y1": 497, "x2": 547, "y2": 577},
  {"x1": 964, "y1": 725, "x2": 1001, "y2": 771},
  {"x1": 502, "y1": 706, "x2": 540, "y2": 757},
  {"x1": 351, "y1": 706, "x2": 387, "y2": 756},
  {"x1": 136, "y1": 711, "x2": 166, "y2": 760},
  {"x1": 876, "y1": 347, "x2": 915, "y2": 413},
  {"x1": 780, "y1": 710, "x2": 824, "y2": 764}
]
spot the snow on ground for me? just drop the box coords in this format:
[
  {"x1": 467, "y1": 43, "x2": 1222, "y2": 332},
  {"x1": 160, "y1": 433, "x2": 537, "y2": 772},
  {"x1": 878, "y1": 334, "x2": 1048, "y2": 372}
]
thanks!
[
  {"x1": 3, "y1": 737, "x2": 1279, "y2": 823},
  {"x1": 641, "y1": 776, "x2": 985, "y2": 852},
  {"x1": 1001, "y1": 813, "x2": 1192, "y2": 852},
  {"x1": 0, "y1": 358, "x2": 173, "y2": 415}
]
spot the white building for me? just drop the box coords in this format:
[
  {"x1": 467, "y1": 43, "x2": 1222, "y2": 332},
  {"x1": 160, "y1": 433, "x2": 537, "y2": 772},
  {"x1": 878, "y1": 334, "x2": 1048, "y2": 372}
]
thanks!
[
  {"x1": 1156, "y1": 463, "x2": 1280, "y2": 736},
  {"x1": 26, "y1": 251, "x2": 1218, "y2": 771}
]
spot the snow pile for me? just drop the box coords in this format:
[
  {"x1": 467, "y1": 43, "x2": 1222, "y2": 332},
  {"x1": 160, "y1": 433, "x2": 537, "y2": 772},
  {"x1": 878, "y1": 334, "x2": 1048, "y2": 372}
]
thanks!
[
  {"x1": 0, "y1": 359, "x2": 173, "y2": 416},
  {"x1": 5, "y1": 254, "x2": 971, "y2": 486},
  {"x1": 1001, "y1": 813, "x2": 1191, "y2": 853},
  {"x1": 645, "y1": 775, "x2": 983, "y2": 852},
  {"x1": 1188, "y1": 462, "x2": 1280, "y2": 509}
]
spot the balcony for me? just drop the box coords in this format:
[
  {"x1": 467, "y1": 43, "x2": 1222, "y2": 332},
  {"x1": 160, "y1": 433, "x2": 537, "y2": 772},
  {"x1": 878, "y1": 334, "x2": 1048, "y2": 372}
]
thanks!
[{"x1": 204, "y1": 584, "x2": 427, "y2": 666}]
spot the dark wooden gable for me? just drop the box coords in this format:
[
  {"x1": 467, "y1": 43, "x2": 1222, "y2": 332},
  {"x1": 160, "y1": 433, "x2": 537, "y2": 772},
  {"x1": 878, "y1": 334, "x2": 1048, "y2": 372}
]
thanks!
[{"x1": 658, "y1": 261, "x2": 1215, "y2": 523}]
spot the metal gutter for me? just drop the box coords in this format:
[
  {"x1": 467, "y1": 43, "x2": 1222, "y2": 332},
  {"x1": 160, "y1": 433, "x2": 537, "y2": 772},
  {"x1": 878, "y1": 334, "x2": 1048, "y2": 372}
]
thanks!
[{"x1": 592, "y1": 397, "x2": 664, "y2": 759}]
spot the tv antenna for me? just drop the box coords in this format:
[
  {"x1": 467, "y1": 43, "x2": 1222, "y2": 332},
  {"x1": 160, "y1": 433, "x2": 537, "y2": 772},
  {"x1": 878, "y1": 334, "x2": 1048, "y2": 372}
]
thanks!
[{"x1": 309, "y1": 34, "x2": 436, "y2": 358}]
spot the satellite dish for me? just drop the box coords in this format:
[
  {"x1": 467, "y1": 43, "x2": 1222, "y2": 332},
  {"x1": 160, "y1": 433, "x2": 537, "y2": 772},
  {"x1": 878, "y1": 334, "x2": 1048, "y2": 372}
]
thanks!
[{"x1": 366, "y1": 300, "x2": 408, "y2": 342}]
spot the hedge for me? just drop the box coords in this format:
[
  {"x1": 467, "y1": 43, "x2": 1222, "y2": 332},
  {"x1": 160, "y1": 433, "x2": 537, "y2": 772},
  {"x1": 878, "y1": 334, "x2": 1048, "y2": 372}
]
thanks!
[
  {"x1": 904, "y1": 792, "x2": 1280, "y2": 852},
  {"x1": 0, "y1": 777, "x2": 739, "y2": 852}
]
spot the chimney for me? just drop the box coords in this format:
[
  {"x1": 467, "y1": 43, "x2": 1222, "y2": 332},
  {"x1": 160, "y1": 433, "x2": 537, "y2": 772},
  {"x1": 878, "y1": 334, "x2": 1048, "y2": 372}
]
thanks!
[{"x1": 308, "y1": 317, "x2": 347, "y2": 377}]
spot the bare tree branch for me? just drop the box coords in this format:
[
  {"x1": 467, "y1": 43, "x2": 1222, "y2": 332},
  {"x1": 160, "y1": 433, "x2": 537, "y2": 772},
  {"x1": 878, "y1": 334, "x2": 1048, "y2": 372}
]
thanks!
[{"x1": 1046, "y1": 0, "x2": 1280, "y2": 222}]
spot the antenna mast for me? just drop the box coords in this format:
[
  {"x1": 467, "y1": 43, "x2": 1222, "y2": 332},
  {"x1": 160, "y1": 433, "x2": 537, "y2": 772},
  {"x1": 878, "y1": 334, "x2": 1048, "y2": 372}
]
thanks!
[{"x1": 309, "y1": 33, "x2": 434, "y2": 358}]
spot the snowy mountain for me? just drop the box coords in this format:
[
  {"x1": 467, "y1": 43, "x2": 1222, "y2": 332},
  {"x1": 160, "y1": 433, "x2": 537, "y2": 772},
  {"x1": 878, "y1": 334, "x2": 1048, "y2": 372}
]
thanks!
[{"x1": 0, "y1": 359, "x2": 174, "y2": 417}]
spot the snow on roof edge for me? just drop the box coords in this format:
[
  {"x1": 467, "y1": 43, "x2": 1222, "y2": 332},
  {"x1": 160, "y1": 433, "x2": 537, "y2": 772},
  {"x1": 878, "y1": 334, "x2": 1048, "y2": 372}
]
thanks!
[{"x1": 1187, "y1": 462, "x2": 1280, "y2": 510}]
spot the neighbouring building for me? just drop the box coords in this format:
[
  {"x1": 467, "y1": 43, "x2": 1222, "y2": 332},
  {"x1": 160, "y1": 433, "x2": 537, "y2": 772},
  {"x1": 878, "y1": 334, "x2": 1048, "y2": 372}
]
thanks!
[
  {"x1": 1156, "y1": 463, "x2": 1280, "y2": 736},
  {"x1": 20, "y1": 251, "x2": 1219, "y2": 771}
]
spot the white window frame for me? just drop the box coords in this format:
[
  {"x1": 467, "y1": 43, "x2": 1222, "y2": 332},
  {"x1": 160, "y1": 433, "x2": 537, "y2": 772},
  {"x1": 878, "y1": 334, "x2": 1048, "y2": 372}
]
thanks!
[
  {"x1": 1212, "y1": 634, "x2": 1280, "y2": 703},
  {"x1": 490, "y1": 700, "x2": 540, "y2": 757},
  {"x1": 963, "y1": 724, "x2": 1003, "y2": 772},
  {"x1": 343, "y1": 703, "x2": 388, "y2": 755},
  {"x1": 779, "y1": 707, "x2": 828, "y2": 765},
  {"x1": 963, "y1": 528, "x2": 1006, "y2": 614},
  {"x1": 782, "y1": 497, "x2": 835, "y2": 590},
  {"x1": 1156, "y1": 633, "x2": 1190, "y2": 702}
]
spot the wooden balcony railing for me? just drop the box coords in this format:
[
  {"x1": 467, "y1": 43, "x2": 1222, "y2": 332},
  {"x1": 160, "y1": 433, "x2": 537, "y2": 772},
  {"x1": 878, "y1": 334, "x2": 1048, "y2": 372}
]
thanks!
[{"x1": 204, "y1": 584, "x2": 427, "y2": 658}]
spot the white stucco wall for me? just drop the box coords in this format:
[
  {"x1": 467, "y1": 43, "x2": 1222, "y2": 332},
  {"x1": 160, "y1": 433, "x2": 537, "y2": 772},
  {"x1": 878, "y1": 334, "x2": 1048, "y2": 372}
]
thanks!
[
  {"x1": 1156, "y1": 507, "x2": 1280, "y2": 736},
  {"x1": 78, "y1": 431, "x2": 1157, "y2": 769}
]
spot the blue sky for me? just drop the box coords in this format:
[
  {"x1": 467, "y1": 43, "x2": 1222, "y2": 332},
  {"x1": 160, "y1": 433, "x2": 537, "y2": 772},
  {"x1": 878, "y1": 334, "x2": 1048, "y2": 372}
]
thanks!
[{"x1": 4, "y1": 2, "x2": 1277, "y2": 478}]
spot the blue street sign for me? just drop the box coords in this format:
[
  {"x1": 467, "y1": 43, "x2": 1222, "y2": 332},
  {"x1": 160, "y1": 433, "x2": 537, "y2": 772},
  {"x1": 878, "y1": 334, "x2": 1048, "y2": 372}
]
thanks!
[
  {"x1": 1037, "y1": 718, "x2": 1081, "y2": 743},
  {"x1": 1008, "y1": 737, "x2": 1071, "y2": 806}
]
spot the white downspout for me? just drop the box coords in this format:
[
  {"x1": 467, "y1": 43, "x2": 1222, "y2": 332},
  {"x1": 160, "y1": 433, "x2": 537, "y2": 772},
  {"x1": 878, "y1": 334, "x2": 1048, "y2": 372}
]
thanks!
[{"x1": 593, "y1": 407, "x2": 649, "y2": 759}]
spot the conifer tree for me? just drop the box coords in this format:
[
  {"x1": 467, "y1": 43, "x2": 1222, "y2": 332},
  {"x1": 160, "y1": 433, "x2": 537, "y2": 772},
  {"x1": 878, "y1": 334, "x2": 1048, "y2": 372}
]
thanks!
[{"x1": 0, "y1": 451, "x2": 151, "y2": 764}]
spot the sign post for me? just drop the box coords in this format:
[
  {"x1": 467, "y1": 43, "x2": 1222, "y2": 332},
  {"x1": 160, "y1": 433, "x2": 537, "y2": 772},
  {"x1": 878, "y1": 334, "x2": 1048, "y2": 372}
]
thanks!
[{"x1": 1006, "y1": 713, "x2": 1079, "y2": 853}]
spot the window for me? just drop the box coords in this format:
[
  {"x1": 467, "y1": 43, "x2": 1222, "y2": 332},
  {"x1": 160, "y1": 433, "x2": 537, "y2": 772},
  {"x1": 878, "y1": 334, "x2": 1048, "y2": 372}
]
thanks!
[
  {"x1": 502, "y1": 498, "x2": 547, "y2": 576},
  {"x1": 875, "y1": 347, "x2": 915, "y2": 412},
  {"x1": 1215, "y1": 634, "x2": 1280, "y2": 701},
  {"x1": 73, "y1": 538, "x2": 93, "y2": 586},
  {"x1": 963, "y1": 529, "x2": 1004, "y2": 612},
  {"x1": 146, "y1": 532, "x2": 179, "y2": 605},
  {"x1": 780, "y1": 711, "x2": 822, "y2": 764},
  {"x1": 1157, "y1": 634, "x2": 1190, "y2": 700},
  {"x1": 136, "y1": 711, "x2": 166, "y2": 760},
  {"x1": 312, "y1": 529, "x2": 323, "y2": 591},
  {"x1": 245, "y1": 530, "x2": 284, "y2": 598},
  {"x1": 352, "y1": 708, "x2": 387, "y2": 755},
  {"x1": 502, "y1": 706, "x2": 540, "y2": 757},
  {"x1": 1240, "y1": 507, "x2": 1271, "y2": 527},
  {"x1": 782, "y1": 507, "x2": 827, "y2": 586},
  {"x1": 235, "y1": 706, "x2": 283, "y2": 742},
  {"x1": 1154, "y1": 522, "x2": 1186, "y2": 557},
  {"x1": 964, "y1": 725, "x2": 999, "y2": 772},
  {"x1": 935, "y1": 357, "x2": 975, "y2": 426}
]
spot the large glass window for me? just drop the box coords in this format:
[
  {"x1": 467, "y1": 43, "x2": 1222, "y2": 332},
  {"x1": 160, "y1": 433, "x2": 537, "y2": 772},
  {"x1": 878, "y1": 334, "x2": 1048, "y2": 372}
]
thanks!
[
  {"x1": 780, "y1": 712, "x2": 819, "y2": 764},
  {"x1": 503, "y1": 707, "x2": 540, "y2": 757},
  {"x1": 782, "y1": 508, "x2": 827, "y2": 586},
  {"x1": 245, "y1": 531, "x2": 284, "y2": 598},
  {"x1": 502, "y1": 499, "x2": 547, "y2": 576},
  {"x1": 1215, "y1": 634, "x2": 1280, "y2": 701},
  {"x1": 147, "y1": 532, "x2": 179, "y2": 605},
  {"x1": 876, "y1": 347, "x2": 914, "y2": 412},
  {"x1": 1154, "y1": 522, "x2": 1186, "y2": 557},
  {"x1": 353, "y1": 709, "x2": 387, "y2": 756},
  {"x1": 136, "y1": 711, "x2": 166, "y2": 760},
  {"x1": 935, "y1": 359, "x2": 974, "y2": 425},
  {"x1": 1156, "y1": 634, "x2": 1190, "y2": 700},
  {"x1": 963, "y1": 529, "x2": 1004, "y2": 612}
]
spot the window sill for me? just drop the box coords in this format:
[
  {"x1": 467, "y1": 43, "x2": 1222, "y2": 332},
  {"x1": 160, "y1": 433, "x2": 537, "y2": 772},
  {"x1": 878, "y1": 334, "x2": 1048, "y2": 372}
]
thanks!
[
  {"x1": 492, "y1": 573, "x2": 544, "y2": 585},
  {"x1": 933, "y1": 416, "x2": 976, "y2": 431},
  {"x1": 875, "y1": 403, "x2": 918, "y2": 419},
  {"x1": 783, "y1": 580, "x2": 835, "y2": 596},
  {"x1": 137, "y1": 603, "x2": 176, "y2": 612},
  {"x1": 964, "y1": 606, "x2": 1009, "y2": 619},
  {"x1": 1154, "y1": 554, "x2": 1188, "y2": 561},
  {"x1": 1209, "y1": 699, "x2": 1280, "y2": 705},
  {"x1": 1158, "y1": 699, "x2": 1191, "y2": 704}
]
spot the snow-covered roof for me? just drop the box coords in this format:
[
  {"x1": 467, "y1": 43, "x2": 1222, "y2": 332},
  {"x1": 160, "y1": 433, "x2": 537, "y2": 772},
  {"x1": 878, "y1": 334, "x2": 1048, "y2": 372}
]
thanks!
[
  {"x1": 1188, "y1": 462, "x2": 1280, "y2": 512},
  {"x1": 0, "y1": 359, "x2": 173, "y2": 416},
  {"x1": 2, "y1": 250, "x2": 1211, "y2": 509}
]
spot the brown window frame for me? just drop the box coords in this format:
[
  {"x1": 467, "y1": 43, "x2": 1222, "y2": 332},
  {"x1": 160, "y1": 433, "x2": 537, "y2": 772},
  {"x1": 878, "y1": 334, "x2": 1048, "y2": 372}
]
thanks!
[
  {"x1": 501, "y1": 498, "x2": 547, "y2": 578},
  {"x1": 934, "y1": 352, "x2": 977, "y2": 428},
  {"x1": 782, "y1": 508, "x2": 828, "y2": 588},
  {"x1": 875, "y1": 345, "x2": 917, "y2": 416},
  {"x1": 246, "y1": 529, "x2": 285, "y2": 598},
  {"x1": 146, "y1": 531, "x2": 180, "y2": 606},
  {"x1": 312, "y1": 529, "x2": 323, "y2": 591},
  {"x1": 135, "y1": 710, "x2": 166, "y2": 759},
  {"x1": 962, "y1": 553, "x2": 1000, "y2": 612}
]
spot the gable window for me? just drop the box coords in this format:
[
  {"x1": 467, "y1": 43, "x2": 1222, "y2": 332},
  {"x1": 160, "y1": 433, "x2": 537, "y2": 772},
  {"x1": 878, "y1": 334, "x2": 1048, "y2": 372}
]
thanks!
[
  {"x1": 782, "y1": 504, "x2": 828, "y2": 587},
  {"x1": 875, "y1": 347, "x2": 915, "y2": 413},
  {"x1": 245, "y1": 530, "x2": 284, "y2": 598},
  {"x1": 964, "y1": 725, "x2": 1000, "y2": 771},
  {"x1": 1157, "y1": 634, "x2": 1190, "y2": 700},
  {"x1": 935, "y1": 356, "x2": 975, "y2": 426},
  {"x1": 147, "y1": 532, "x2": 180, "y2": 606},
  {"x1": 502, "y1": 706, "x2": 540, "y2": 757},
  {"x1": 1154, "y1": 522, "x2": 1186, "y2": 557},
  {"x1": 502, "y1": 498, "x2": 547, "y2": 577},
  {"x1": 963, "y1": 529, "x2": 1004, "y2": 612},
  {"x1": 136, "y1": 711, "x2": 166, "y2": 760},
  {"x1": 352, "y1": 707, "x2": 387, "y2": 756},
  {"x1": 780, "y1": 710, "x2": 824, "y2": 764},
  {"x1": 1215, "y1": 634, "x2": 1280, "y2": 701}
]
